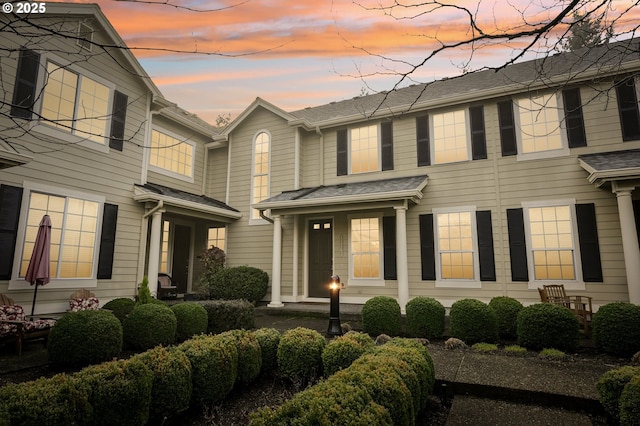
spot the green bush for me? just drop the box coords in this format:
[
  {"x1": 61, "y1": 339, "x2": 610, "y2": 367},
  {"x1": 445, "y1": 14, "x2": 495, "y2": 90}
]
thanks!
[
  {"x1": 361, "y1": 296, "x2": 402, "y2": 337},
  {"x1": 620, "y1": 374, "x2": 640, "y2": 426},
  {"x1": 171, "y1": 302, "x2": 208, "y2": 342},
  {"x1": 219, "y1": 330, "x2": 262, "y2": 386},
  {"x1": 488, "y1": 296, "x2": 523, "y2": 340},
  {"x1": 405, "y1": 296, "x2": 445, "y2": 339},
  {"x1": 385, "y1": 337, "x2": 436, "y2": 397},
  {"x1": 253, "y1": 328, "x2": 281, "y2": 374},
  {"x1": 102, "y1": 297, "x2": 136, "y2": 324},
  {"x1": 72, "y1": 358, "x2": 153, "y2": 426},
  {"x1": 0, "y1": 374, "x2": 90, "y2": 425},
  {"x1": 322, "y1": 335, "x2": 369, "y2": 377},
  {"x1": 177, "y1": 334, "x2": 238, "y2": 407},
  {"x1": 342, "y1": 331, "x2": 376, "y2": 352},
  {"x1": 597, "y1": 366, "x2": 640, "y2": 421},
  {"x1": 48, "y1": 310, "x2": 122, "y2": 368},
  {"x1": 123, "y1": 303, "x2": 177, "y2": 350},
  {"x1": 137, "y1": 276, "x2": 153, "y2": 304},
  {"x1": 449, "y1": 299, "x2": 498, "y2": 345},
  {"x1": 208, "y1": 265, "x2": 269, "y2": 303},
  {"x1": 592, "y1": 302, "x2": 640, "y2": 358},
  {"x1": 200, "y1": 299, "x2": 255, "y2": 333},
  {"x1": 517, "y1": 303, "x2": 580, "y2": 352},
  {"x1": 277, "y1": 327, "x2": 326, "y2": 384},
  {"x1": 131, "y1": 346, "x2": 192, "y2": 421}
]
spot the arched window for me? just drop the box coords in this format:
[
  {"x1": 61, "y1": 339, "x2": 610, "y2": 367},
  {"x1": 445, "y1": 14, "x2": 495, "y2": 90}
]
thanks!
[{"x1": 251, "y1": 131, "x2": 270, "y2": 220}]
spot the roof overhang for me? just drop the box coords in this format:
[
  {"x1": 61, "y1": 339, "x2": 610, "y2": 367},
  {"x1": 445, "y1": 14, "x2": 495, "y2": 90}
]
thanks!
[
  {"x1": 0, "y1": 143, "x2": 32, "y2": 169},
  {"x1": 578, "y1": 149, "x2": 640, "y2": 187}
]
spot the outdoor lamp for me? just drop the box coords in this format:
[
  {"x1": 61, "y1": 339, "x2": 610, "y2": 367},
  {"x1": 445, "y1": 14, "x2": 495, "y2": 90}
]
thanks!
[{"x1": 327, "y1": 275, "x2": 342, "y2": 336}]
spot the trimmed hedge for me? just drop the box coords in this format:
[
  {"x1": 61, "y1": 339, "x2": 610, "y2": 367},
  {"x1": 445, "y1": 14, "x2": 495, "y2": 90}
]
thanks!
[
  {"x1": 488, "y1": 296, "x2": 523, "y2": 341},
  {"x1": 209, "y1": 265, "x2": 269, "y2": 303},
  {"x1": 449, "y1": 299, "x2": 498, "y2": 344},
  {"x1": 597, "y1": 366, "x2": 640, "y2": 422},
  {"x1": 171, "y1": 302, "x2": 208, "y2": 342},
  {"x1": 200, "y1": 299, "x2": 255, "y2": 334},
  {"x1": 362, "y1": 296, "x2": 402, "y2": 337},
  {"x1": 253, "y1": 327, "x2": 281, "y2": 374},
  {"x1": 592, "y1": 302, "x2": 640, "y2": 358},
  {"x1": 219, "y1": 330, "x2": 262, "y2": 386},
  {"x1": 123, "y1": 303, "x2": 177, "y2": 350},
  {"x1": 516, "y1": 303, "x2": 580, "y2": 352},
  {"x1": 620, "y1": 374, "x2": 640, "y2": 425},
  {"x1": 342, "y1": 330, "x2": 376, "y2": 352},
  {"x1": 384, "y1": 338, "x2": 435, "y2": 402},
  {"x1": 322, "y1": 334, "x2": 370, "y2": 377},
  {"x1": 102, "y1": 297, "x2": 136, "y2": 324},
  {"x1": 48, "y1": 309, "x2": 122, "y2": 368},
  {"x1": 277, "y1": 327, "x2": 326, "y2": 384},
  {"x1": 405, "y1": 296, "x2": 445, "y2": 339}
]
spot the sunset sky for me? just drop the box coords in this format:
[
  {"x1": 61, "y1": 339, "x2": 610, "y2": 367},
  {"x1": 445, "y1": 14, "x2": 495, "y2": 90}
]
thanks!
[{"x1": 67, "y1": 0, "x2": 639, "y2": 124}]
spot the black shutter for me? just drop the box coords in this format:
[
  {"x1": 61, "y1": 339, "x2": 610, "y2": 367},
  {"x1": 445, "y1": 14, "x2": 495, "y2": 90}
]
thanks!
[
  {"x1": 476, "y1": 210, "x2": 496, "y2": 281},
  {"x1": 336, "y1": 129, "x2": 348, "y2": 176},
  {"x1": 575, "y1": 203, "x2": 603, "y2": 282},
  {"x1": 97, "y1": 203, "x2": 118, "y2": 279},
  {"x1": 615, "y1": 78, "x2": 640, "y2": 141},
  {"x1": 470, "y1": 106, "x2": 487, "y2": 160},
  {"x1": 416, "y1": 114, "x2": 430, "y2": 166},
  {"x1": 381, "y1": 121, "x2": 394, "y2": 171},
  {"x1": 383, "y1": 216, "x2": 397, "y2": 280},
  {"x1": 109, "y1": 90, "x2": 128, "y2": 151},
  {"x1": 0, "y1": 185, "x2": 23, "y2": 280},
  {"x1": 498, "y1": 100, "x2": 518, "y2": 156},
  {"x1": 11, "y1": 49, "x2": 40, "y2": 119},
  {"x1": 419, "y1": 214, "x2": 436, "y2": 280},
  {"x1": 507, "y1": 208, "x2": 529, "y2": 281},
  {"x1": 562, "y1": 88, "x2": 587, "y2": 148}
]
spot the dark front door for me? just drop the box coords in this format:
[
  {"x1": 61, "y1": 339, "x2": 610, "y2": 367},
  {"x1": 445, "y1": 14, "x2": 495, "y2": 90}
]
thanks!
[
  {"x1": 172, "y1": 224, "x2": 191, "y2": 293},
  {"x1": 308, "y1": 219, "x2": 333, "y2": 298}
]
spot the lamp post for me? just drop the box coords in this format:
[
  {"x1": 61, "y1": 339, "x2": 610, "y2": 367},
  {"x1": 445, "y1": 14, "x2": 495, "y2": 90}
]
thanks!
[{"x1": 327, "y1": 275, "x2": 342, "y2": 336}]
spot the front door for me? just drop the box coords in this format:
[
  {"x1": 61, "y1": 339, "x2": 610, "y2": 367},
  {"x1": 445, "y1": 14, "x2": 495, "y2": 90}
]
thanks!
[
  {"x1": 308, "y1": 219, "x2": 333, "y2": 298},
  {"x1": 172, "y1": 224, "x2": 191, "y2": 293}
]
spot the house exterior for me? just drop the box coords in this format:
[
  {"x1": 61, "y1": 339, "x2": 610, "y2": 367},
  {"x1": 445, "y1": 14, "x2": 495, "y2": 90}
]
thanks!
[{"x1": 1, "y1": 2, "x2": 639, "y2": 314}]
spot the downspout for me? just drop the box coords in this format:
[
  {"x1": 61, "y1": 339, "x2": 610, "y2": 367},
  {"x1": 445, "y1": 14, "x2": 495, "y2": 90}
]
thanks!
[
  {"x1": 259, "y1": 209, "x2": 274, "y2": 223},
  {"x1": 143, "y1": 200, "x2": 164, "y2": 219},
  {"x1": 315, "y1": 126, "x2": 324, "y2": 186}
]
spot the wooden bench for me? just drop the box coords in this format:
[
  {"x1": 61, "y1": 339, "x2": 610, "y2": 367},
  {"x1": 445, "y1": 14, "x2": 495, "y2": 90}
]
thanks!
[{"x1": 538, "y1": 284, "x2": 593, "y2": 336}]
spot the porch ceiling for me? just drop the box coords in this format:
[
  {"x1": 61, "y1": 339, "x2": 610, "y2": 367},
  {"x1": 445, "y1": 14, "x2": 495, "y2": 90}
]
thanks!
[{"x1": 578, "y1": 149, "x2": 640, "y2": 187}]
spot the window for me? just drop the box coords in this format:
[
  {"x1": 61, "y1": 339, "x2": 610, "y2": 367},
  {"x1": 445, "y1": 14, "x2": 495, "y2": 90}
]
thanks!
[
  {"x1": 77, "y1": 22, "x2": 93, "y2": 51},
  {"x1": 251, "y1": 132, "x2": 270, "y2": 220},
  {"x1": 351, "y1": 125, "x2": 379, "y2": 173},
  {"x1": 336, "y1": 122, "x2": 393, "y2": 175},
  {"x1": 19, "y1": 191, "x2": 101, "y2": 279},
  {"x1": 41, "y1": 61, "x2": 110, "y2": 144},
  {"x1": 207, "y1": 227, "x2": 226, "y2": 251},
  {"x1": 615, "y1": 78, "x2": 640, "y2": 141},
  {"x1": 160, "y1": 221, "x2": 170, "y2": 273},
  {"x1": 149, "y1": 129, "x2": 195, "y2": 179},
  {"x1": 517, "y1": 94, "x2": 564, "y2": 154},
  {"x1": 436, "y1": 211, "x2": 474, "y2": 279},
  {"x1": 433, "y1": 109, "x2": 469, "y2": 164},
  {"x1": 350, "y1": 217, "x2": 381, "y2": 282}
]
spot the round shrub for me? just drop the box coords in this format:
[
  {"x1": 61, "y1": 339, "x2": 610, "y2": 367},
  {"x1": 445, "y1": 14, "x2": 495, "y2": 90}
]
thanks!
[
  {"x1": 253, "y1": 328, "x2": 281, "y2": 373},
  {"x1": 592, "y1": 302, "x2": 640, "y2": 358},
  {"x1": 171, "y1": 302, "x2": 208, "y2": 342},
  {"x1": 132, "y1": 346, "x2": 192, "y2": 421},
  {"x1": 322, "y1": 335, "x2": 369, "y2": 377},
  {"x1": 361, "y1": 296, "x2": 402, "y2": 337},
  {"x1": 48, "y1": 310, "x2": 122, "y2": 368},
  {"x1": 177, "y1": 334, "x2": 238, "y2": 407},
  {"x1": 516, "y1": 303, "x2": 580, "y2": 352},
  {"x1": 405, "y1": 296, "x2": 445, "y2": 339},
  {"x1": 449, "y1": 299, "x2": 498, "y2": 345},
  {"x1": 488, "y1": 296, "x2": 524, "y2": 340},
  {"x1": 123, "y1": 303, "x2": 177, "y2": 350},
  {"x1": 597, "y1": 366, "x2": 640, "y2": 421},
  {"x1": 277, "y1": 327, "x2": 326, "y2": 384},
  {"x1": 342, "y1": 331, "x2": 376, "y2": 352},
  {"x1": 208, "y1": 265, "x2": 269, "y2": 303},
  {"x1": 620, "y1": 374, "x2": 640, "y2": 425},
  {"x1": 219, "y1": 330, "x2": 262, "y2": 386},
  {"x1": 102, "y1": 298, "x2": 135, "y2": 324}
]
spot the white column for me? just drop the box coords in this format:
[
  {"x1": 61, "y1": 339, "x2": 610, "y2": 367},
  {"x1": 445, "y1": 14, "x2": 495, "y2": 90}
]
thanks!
[
  {"x1": 613, "y1": 183, "x2": 640, "y2": 304},
  {"x1": 147, "y1": 209, "x2": 164, "y2": 297},
  {"x1": 268, "y1": 215, "x2": 284, "y2": 307},
  {"x1": 395, "y1": 205, "x2": 409, "y2": 314}
]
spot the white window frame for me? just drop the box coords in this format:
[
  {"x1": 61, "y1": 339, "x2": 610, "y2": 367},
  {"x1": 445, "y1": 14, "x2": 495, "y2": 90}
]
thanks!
[
  {"x1": 515, "y1": 92, "x2": 571, "y2": 161},
  {"x1": 522, "y1": 199, "x2": 584, "y2": 290},
  {"x1": 207, "y1": 226, "x2": 226, "y2": 251},
  {"x1": 430, "y1": 107, "x2": 472, "y2": 165},
  {"x1": 148, "y1": 126, "x2": 196, "y2": 183},
  {"x1": 347, "y1": 213, "x2": 384, "y2": 287},
  {"x1": 9, "y1": 181, "x2": 105, "y2": 290},
  {"x1": 250, "y1": 130, "x2": 271, "y2": 225},
  {"x1": 349, "y1": 123, "x2": 381, "y2": 174},
  {"x1": 433, "y1": 205, "x2": 481, "y2": 288},
  {"x1": 30, "y1": 52, "x2": 115, "y2": 154}
]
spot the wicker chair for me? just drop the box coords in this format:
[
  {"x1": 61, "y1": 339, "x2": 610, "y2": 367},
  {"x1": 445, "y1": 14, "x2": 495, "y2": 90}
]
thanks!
[
  {"x1": 538, "y1": 284, "x2": 593, "y2": 336},
  {"x1": 0, "y1": 294, "x2": 56, "y2": 355},
  {"x1": 157, "y1": 273, "x2": 178, "y2": 300}
]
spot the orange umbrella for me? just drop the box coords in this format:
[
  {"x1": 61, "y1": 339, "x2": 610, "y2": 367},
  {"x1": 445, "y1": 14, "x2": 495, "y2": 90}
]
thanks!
[{"x1": 25, "y1": 214, "x2": 51, "y2": 317}]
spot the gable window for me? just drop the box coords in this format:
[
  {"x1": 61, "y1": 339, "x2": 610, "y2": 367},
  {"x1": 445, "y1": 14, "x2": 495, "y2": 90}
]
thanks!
[
  {"x1": 615, "y1": 78, "x2": 640, "y2": 141},
  {"x1": 349, "y1": 216, "x2": 382, "y2": 284},
  {"x1": 77, "y1": 22, "x2": 93, "y2": 51},
  {"x1": 149, "y1": 129, "x2": 195, "y2": 180},
  {"x1": 251, "y1": 131, "x2": 270, "y2": 220},
  {"x1": 207, "y1": 226, "x2": 226, "y2": 251},
  {"x1": 336, "y1": 122, "x2": 393, "y2": 176}
]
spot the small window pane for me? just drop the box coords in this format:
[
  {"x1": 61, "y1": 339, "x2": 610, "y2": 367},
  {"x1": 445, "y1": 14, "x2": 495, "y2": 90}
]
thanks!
[{"x1": 150, "y1": 130, "x2": 194, "y2": 177}]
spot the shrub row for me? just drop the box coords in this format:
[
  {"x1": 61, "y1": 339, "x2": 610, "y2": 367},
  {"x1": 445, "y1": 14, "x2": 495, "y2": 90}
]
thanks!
[
  {"x1": 597, "y1": 366, "x2": 640, "y2": 424},
  {"x1": 199, "y1": 265, "x2": 269, "y2": 303},
  {"x1": 200, "y1": 299, "x2": 255, "y2": 334}
]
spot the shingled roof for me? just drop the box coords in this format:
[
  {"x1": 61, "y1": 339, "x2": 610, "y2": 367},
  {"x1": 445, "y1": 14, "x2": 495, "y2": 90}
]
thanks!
[{"x1": 578, "y1": 149, "x2": 640, "y2": 185}]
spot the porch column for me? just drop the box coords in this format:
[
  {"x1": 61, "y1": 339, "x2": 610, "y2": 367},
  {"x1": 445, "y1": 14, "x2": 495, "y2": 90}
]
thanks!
[
  {"x1": 395, "y1": 205, "x2": 409, "y2": 314},
  {"x1": 268, "y1": 214, "x2": 284, "y2": 307},
  {"x1": 147, "y1": 209, "x2": 164, "y2": 297},
  {"x1": 613, "y1": 183, "x2": 640, "y2": 304}
]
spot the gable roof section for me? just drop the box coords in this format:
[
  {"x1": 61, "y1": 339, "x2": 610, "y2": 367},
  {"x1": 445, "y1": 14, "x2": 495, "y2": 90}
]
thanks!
[
  {"x1": 255, "y1": 175, "x2": 428, "y2": 213},
  {"x1": 579, "y1": 149, "x2": 640, "y2": 186}
]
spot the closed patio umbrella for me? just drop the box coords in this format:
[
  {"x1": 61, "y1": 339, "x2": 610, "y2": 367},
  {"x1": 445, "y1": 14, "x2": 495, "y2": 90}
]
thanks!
[{"x1": 24, "y1": 214, "x2": 51, "y2": 317}]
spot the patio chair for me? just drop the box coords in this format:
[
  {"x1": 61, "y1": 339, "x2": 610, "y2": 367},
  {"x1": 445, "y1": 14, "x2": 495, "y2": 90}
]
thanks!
[
  {"x1": 538, "y1": 284, "x2": 593, "y2": 336},
  {"x1": 0, "y1": 294, "x2": 56, "y2": 355},
  {"x1": 68, "y1": 288, "x2": 100, "y2": 312},
  {"x1": 157, "y1": 273, "x2": 178, "y2": 300}
]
